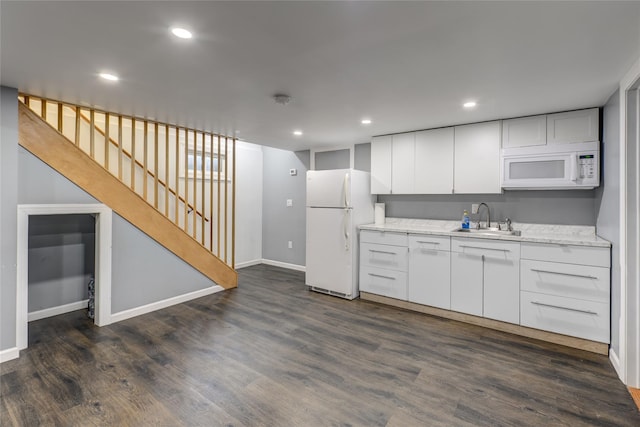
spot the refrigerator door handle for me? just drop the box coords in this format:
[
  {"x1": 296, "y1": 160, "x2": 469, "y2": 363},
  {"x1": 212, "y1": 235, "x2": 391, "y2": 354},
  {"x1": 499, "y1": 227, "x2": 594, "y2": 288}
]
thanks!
[
  {"x1": 344, "y1": 210, "x2": 350, "y2": 251},
  {"x1": 343, "y1": 172, "x2": 350, "y2": 208}
]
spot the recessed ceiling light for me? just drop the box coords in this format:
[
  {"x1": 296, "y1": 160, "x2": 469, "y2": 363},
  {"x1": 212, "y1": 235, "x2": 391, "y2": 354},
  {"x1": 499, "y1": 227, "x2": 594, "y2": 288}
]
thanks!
[
  {"x1": 293, "y1": 130, "x2": 303, "y2": 136},
  {"x1": 361, "y1": 118, "x2": 372, "y2": 125},
  {"x1": 463, "y1": 101, "x2": 477, "y2": 108},
  {"x1": 171, "y1": 27, "x2": 193, "y2": 39},
  {"x1": 99, "y1": 73, "x2": 119, "y2": 82}
]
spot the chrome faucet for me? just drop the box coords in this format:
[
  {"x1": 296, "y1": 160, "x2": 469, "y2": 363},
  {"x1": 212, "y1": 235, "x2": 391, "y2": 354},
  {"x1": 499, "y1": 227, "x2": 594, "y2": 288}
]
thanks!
[{"x1": 476, "y1": 202, "x2": 490, "y2": 229}]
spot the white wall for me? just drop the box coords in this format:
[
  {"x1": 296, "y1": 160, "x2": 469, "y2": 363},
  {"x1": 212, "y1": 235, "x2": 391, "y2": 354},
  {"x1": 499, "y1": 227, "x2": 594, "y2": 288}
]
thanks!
[{"x1": 235, "y1": 141, "x2": 263, "y2": 267}]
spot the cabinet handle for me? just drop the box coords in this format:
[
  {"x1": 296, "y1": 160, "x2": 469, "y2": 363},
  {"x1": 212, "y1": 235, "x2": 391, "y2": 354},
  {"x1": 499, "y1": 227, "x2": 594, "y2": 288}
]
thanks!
[
  {"x1": 458, "y1": 245, "x2": 509, "y2": 252},
  {"x1": 416, "y1": 241, "x2": 440, "y2": 245},
  {"x1": 369, "y1": 249, "x2": 396, "y2": 255},
  {"x1": 530, "y1": 301, "x2": 598, "y2": 315},
  {"x1": 368, "y1": 273, "x2": 396, "y2": 280},
  {"x1": 530, "y1": 269, "x2": 597, "y2": 280}
]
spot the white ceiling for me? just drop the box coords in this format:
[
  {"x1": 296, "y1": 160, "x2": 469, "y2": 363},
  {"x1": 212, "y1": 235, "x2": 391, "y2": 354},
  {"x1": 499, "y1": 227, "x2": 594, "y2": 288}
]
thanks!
[{"x1": 2, "y1": 1, "x2": 640, "y2": 151}]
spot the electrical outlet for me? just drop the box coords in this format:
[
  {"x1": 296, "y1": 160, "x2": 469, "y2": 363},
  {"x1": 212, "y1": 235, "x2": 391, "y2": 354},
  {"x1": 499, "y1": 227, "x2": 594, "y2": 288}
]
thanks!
[
  {"x1": 288, "y1": 241, "x2": 293, "y2": 249},
  {"x1": 471, "y1": 203, "x2": 479, "y2": 214},
  {"x1": 289, "y1": 168, "x2": 297, "y2": 176},
  {"x1": 286, "y1": 199, "x2": 293, "y2": 207}
]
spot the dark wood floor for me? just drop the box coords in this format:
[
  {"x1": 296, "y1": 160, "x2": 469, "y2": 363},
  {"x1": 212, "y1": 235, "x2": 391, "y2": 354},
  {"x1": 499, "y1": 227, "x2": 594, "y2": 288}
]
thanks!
[{"x1": 1, "y1": 264, "x2": 638, "y2": 426}]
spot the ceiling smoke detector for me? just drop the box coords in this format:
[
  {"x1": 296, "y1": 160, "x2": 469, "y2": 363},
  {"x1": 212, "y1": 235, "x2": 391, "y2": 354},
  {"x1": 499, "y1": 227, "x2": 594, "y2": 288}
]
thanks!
[{"x1": 273, "y1": 94, "x2": 291, "y2": 105}]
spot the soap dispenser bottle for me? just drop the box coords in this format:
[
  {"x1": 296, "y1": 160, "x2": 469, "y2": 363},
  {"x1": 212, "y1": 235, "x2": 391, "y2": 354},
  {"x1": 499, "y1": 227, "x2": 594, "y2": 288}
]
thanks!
[{"x1": 462, "y1": 210, "x2": 470, "y2": 229}]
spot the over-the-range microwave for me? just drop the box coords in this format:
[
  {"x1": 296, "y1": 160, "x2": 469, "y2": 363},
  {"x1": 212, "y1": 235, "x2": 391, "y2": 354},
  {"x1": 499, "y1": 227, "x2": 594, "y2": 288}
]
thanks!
[{"x1": 501, "y1": 141, "x2": 600, "y2": 190}]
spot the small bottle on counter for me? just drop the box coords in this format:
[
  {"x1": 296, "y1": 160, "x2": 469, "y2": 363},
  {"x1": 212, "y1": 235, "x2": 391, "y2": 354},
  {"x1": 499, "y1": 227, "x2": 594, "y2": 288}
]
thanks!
[{"x1": 462, "y1": 210, "x2": 470, "y2": 229}]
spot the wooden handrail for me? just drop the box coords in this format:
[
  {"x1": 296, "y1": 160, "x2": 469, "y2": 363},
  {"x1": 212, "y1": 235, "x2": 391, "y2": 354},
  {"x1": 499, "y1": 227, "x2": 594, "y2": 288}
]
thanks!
[{"x1": 77, "y1": 109, "x2": 209, "y2": 223}]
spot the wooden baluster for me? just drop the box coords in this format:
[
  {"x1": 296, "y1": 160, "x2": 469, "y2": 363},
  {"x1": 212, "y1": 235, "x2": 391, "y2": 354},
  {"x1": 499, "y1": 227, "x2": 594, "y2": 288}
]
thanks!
[
  {"x1": 192, "y1": 130, "x2": 198, "y2": 239},
  {"x1": 201, "y1": 133, "x2": 206, "y2": 245},
  {"x1": 143, "y1": 122, "x2": 148, "y2": 201},
  {"x1": 75, "y1": 107, "x2": 81, "y2": 146},
  {"x1": 104, "y1": 114, "x2": 110, "y2": 171},
  {"x1": 41, "y1": 99, "x2": 46, "y2": 120},
  {"x1": 154, "y1": 123, "x2": 159, "y2": 209},
  {"x1": 118, "y1": 116, "x2": 123, "y2": 180},
  {"x1": 175, "y1": 127, "x2": 180, "y2": 225},
  {"x1": 131, "y1": 118, "x2": 136, "y2": 192},
  {"x1": 217, "y1": 135, "x2": 221, "y2": 257},
  {"x1": 90, "y1": 110, "x2": 95, "y2": 158},
  {"x1": 184, "y1": 128, "x2": 189, "y2": 233},
  {"x1": 165, "y1": 124, "x2": 170, "y2": 217},
  {"x1": 57, "y1": 103, "x2": 63, "y2": 132},
  {"x1": 209, "y1": 135, "x2": 214, "y2": 252}
]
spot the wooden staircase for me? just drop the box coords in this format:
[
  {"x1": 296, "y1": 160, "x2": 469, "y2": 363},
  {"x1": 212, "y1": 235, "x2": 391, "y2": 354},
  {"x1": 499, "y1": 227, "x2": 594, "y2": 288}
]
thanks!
[{"x1": 18, "y1": 100, "x2": 237, "y2": 288}]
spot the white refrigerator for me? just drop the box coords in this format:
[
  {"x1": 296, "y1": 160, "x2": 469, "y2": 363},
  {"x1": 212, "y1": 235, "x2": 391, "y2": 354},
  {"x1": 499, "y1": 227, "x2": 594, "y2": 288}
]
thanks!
[{"x1": 306, "y1": 169, "x2": 375, "y2": 299}]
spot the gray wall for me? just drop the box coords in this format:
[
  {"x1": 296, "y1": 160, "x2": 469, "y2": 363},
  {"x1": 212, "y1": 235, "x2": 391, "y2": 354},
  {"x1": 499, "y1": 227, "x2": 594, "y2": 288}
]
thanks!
[
  {"x1": 1, "y1": 86, "x2": 18, "y2": 351},
  {"x1": 354, "y1": 143, "x2": 371, "y2": 172},
  {"x1": 596, "y1": 90, "x2": 621, "y2": 356},
  {"x1": 262, "y1": 147, "x2": 309, "y2": 266},
  {"x1": 315, "y1": 149, "x2": 350, "y2": 170},
  {"x1": 379, "y1": 190, "x2": 597, "y2": 225},
  {"x1": 28, "y1": 215, "x2": 95, "y2": 312}
]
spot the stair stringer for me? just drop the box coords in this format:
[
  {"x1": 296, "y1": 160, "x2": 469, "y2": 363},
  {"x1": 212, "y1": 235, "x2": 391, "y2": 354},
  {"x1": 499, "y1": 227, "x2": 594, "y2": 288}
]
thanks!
[{"x1": 18, "y1": 102, "x2": 237, "y2": 289}]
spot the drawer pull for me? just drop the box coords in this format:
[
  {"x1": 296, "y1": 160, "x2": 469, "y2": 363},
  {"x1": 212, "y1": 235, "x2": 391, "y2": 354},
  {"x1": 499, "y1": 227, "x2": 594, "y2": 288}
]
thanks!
[
  {"x1": 416, "y1": 240, "x2": 440, "y2": 245},
  {"x1": 530, "y1": 301, "x2": 598, "y2": 315},
  {"x1": 459, "y1": 245, "x2": 509, "y2": 252},
  {"x1": 530, "y1": 269, "x2": 597, "y2": 280},
  {"x1": 368, "y1": 273, "x2": 396, "y2": 280},
  {"x1": 369, "y1": 249, "x2": 397, "y2": 255}
]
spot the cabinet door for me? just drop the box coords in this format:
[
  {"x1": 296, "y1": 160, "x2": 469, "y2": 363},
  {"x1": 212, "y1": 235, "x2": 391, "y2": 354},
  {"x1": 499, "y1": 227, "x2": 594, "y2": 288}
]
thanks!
[
  {"x1": 450, "y1": 252, "x2": 483, "y2": 316},
  {"x1": 409, "y1": 245, "x2": 451, "y2": 309},
  {"x1": 547, "y1": 108, "x2": 599, "y2": 144},
  {"x1": 360, "y1": 265, "x2": 408, "y2": 300},
  {"x1": 391, "y1": 132, "x2": 415, "y2": 194},
  {"x1": 371, "y1": 135, "x2": 392, "y2": 194},
  {"x1": 483, "y1": 242, "x2": 520, "y2": 324},
  {"x1": 502, "y1": 115, "x2": 547, "y2": 148},
  {"x1": 414, "y1": 127, "x2": 454, "y2": 194},
  {"x1": 454, "y1": 121, "x2": 501, "y2": 194}
]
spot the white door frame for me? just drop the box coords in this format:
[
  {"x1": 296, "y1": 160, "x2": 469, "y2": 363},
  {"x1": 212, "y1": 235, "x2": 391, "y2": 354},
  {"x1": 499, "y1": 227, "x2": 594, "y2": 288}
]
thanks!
[
  {"x1": 16, "y1": 204, "x2": 112, "y2": 350},
  {"x1": 617, "y1": 56, "x2": 640, "y2": 387}
]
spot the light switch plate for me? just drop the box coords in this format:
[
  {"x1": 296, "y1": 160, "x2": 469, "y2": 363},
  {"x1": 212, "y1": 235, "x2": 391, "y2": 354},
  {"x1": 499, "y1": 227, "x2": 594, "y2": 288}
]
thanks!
[
  {"x1": 471, "y1": 203, "x2": 479, "y2": 214},
  {"x1": 289, "y1": 168, "x2": 297, "y2": 176},
  {"x1": 288, "y1": 241, "x2": 293, "y2": 249},
  {"x1": 286, "y1": 199, "x2": 293, "y2": 207}
]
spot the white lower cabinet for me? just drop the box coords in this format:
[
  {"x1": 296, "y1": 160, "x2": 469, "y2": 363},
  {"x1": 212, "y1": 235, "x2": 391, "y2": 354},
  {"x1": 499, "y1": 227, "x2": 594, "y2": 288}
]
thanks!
[
  {"x1": 450, "y1": 238, "x2": 520, "y2": 323},
  {"x1": 408, "y1": 234, "x2": 451, "y2": 309},
  {"x1": 359, "y1": 230, "x2": 408, "y2": 300}
]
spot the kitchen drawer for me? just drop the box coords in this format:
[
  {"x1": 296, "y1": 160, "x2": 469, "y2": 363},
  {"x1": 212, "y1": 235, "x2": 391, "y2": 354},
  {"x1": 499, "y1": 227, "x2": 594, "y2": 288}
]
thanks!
[
  {"x1": 520, "y1": 291, "x2": 609, "y2": 343},
  {"x1": 521, "y1": 259, "x2": 610, "y2": 303},
  {"x1": 521, "y1": 242, "x2": 609, "y2": 268},
  {"x1": 451, "y1": 237, "x2": 520, "y2": 260},
  {"x1": 360, "y1": 230, "x2": 408, "y2": 246},
  {"x1": 409, "y1": 234, "x2": 450, "y2": 251},
  {"x1": 360, "y1": 266, "x2": 408, "y2": 300},
  {"x1": 360, "y1": 242, "x2": 408, "y2": 272}
]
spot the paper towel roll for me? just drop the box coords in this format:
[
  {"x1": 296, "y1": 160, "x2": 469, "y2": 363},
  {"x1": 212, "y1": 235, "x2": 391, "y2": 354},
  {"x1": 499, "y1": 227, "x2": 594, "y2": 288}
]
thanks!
[{"x1": 375, "y1": 203, "x2": 385, "y2": 225}]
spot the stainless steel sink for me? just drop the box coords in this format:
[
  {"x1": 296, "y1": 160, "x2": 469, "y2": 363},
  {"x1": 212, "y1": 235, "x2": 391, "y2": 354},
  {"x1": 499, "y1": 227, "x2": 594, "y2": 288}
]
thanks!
[{"x1": 452, "y1": 227, "x2": 521, "y2": 237}]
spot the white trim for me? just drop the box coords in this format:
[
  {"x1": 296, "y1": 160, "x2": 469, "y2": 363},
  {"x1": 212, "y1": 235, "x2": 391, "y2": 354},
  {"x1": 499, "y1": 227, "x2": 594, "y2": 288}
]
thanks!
[
  {"x1": 0, "y1": 347, "x2": 19, "y2": 363},
  {"x1": 611, "y1": 347, "x2": 623, "y2": 381},
  {"x1": 109, "y1": 285, "x2": 224, "y2": 324},
  {"x1": 16, "y1": 204, "x2": 113, "y2": 351},
  {"x1": 28, "y1": 300, "x2": 90, "y2": 322},
  {"x1": 261, "y1": 258, "x2": 306, "y2": 272},
  {"x1": 235, "y1": 259, "x2": 263, "y2": 269},
  {"x1": 619, "y1": 55, "x2": 640, "y2": 387}
]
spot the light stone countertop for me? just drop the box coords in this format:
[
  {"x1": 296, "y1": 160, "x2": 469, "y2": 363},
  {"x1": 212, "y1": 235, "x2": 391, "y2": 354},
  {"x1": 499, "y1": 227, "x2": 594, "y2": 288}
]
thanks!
[{"x1": 359, "y1": 217, "x2": 611, "y2": 248}]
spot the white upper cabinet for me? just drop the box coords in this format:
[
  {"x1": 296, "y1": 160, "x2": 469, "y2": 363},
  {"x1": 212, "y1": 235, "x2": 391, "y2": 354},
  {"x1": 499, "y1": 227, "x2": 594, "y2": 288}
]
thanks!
[
  {"x1": 502, "y1": 115, "x2": 547, "y2": 148},
  {"x1": 370, "y1": 135, "x2": 392, "y2": 194},
  {"x1": 547, "y1": 108, "x2": 599, "y2": 144},
  {"x1": 414, "y1": 127, "x2": 454, "y2": 194},
  {"x1": 391, "y1": 132, "x2": 416, "y2": 194},
  {"x1": 454, "y1": 121, "x2": 502, "y2": 194}
]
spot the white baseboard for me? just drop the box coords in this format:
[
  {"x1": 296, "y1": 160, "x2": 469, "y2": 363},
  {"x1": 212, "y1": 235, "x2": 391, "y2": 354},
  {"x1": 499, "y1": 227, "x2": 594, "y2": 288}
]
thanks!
[
  {"x1": 28, "y1": 300, "x2": 89, "y2": 322},
  {"x1": 0, "y1": 347, "x2": 19, "y2": 363},
  {"x1": 235, "y1": 259, "x2": 263, "y2": 269},
  {"x1": 610, "y1": 347, "x2": 623, "y2": 382},
  {"x1": 261, "y1": 259, "x2": 306, "y2": 272},
  {"x1": 109, "y1": 285, "x2": 224, "y2": 324}
]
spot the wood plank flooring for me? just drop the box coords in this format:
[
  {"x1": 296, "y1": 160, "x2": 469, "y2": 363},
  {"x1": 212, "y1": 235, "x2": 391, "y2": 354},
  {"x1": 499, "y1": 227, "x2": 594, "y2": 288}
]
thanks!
[{"x1": 1, "y1": 264, "x2": 638, "y2": 426}]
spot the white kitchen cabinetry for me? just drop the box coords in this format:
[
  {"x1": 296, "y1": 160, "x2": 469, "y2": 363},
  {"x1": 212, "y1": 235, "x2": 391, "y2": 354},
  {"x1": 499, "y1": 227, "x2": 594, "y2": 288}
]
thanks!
[
  {"x1": 414, "y1": 128, "x2": 454, "y2": 194},
  {"x1": 450, "y1": 238, "x2": 520, "y2": 323},
  {"x1": 360, "y1": 230, "x2": 408, "y2": 300},
  {"x1": 502, "y1": 115, "x2": 547, "y2": 148},
  {"x1": 519, "y1": 242, "x2": 610, "y2": 343},
  {"x1": 408, "y1": 234, "x2": 451, "y2": 309},
  {"x1": 547, "y1": 108, "x2": 599, "y2": 145},
  {"x1": 371, "y1": 135, "x2": 392, "y2": 194},
  {"x1": 391, "y1": 132, "x2": 416, "y2": 194},
  {"x1": 453, "y1": 121, "x2": 502, "y2": 194}
]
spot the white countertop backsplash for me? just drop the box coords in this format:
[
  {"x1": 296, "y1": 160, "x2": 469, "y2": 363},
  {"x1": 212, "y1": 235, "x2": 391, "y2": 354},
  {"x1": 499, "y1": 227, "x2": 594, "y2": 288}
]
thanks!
[{"x1": 359, "y1": 217, "x2": 611, "y2": 247}]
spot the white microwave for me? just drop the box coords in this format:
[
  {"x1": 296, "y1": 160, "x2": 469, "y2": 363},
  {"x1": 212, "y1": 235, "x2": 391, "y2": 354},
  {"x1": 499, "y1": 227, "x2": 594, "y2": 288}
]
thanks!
[{"x1": 501, "y1": 141, "x2": 599, "y2": 190}]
